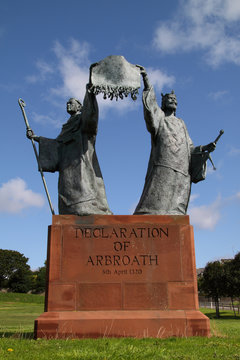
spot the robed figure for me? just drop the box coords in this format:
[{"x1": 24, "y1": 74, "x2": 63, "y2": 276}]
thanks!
[
  {"x1": 134, "y1": 67, "x2": 216, "y2": 215},
  {"x1": 27, "y1": 83, "x2": 112, "y2": 216}
]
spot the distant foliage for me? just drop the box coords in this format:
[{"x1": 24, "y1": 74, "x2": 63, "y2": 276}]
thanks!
[
  {"x1": 0, "y1": 249, "x2": 30, "y2": 289},
  {"x1": 8, "y1": 268, "x2": 33, "y2": 293},
  {"x1": 0, "y1": 249, "x2": 46, "y2": 294},
  {"x1": 32, "y1": 264, "x2": 46, "y2": 294},
  {"x1": 199, "y1": 251, "x2": 240, "y2": 318},
  {"x1": 199, "y1": 260, "x2": 225, "y2": 318}
]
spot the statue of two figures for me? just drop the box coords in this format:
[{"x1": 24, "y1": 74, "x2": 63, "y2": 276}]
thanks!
[{"x1": 26, "y1": 56, "x2": 222, "y2": 216}]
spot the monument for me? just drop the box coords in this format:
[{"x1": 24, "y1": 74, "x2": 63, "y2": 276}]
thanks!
[
  {"x1": 134, "y1": 66, "x2": 217, "y2": 215},
  {"x1": 19, "y1": 56, "x2": 223, "y2": 338}
]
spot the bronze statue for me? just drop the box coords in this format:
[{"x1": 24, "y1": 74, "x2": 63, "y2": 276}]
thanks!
[
  {"x1": 134, "y1": 66, "x2": 217, "y2": 215},
  {"x1": 21, "y1": 56, "x2": 223, "y2": 217},
  {"x1": 26, "y1": 77, "x2": 112, "y2": 216}
]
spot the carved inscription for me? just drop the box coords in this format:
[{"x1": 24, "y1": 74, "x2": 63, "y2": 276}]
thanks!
[
  {"x1": 74, "y1": 226, "x2": 169, "y2": 276},
  {"x1": 75, "y1": 227, "x2": 168, "y2": 239},
  {"x1": 86, "y1": 253, "x2": 158, "y2": 266}
]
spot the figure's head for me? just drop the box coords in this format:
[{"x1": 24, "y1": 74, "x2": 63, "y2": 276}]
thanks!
[
  {"x1": 161, "y1": 90, "x2": 177, "y2": 114},
  {"x1": 67, "y1": 98, "x2": 82, "y2": 115}
]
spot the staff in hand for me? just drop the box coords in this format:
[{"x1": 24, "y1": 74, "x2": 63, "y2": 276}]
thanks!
[{"x1": 18, "y1": 98, "x2": 55, "y2": 215}]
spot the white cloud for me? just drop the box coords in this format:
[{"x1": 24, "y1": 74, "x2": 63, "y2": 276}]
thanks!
[
  {"x1": 189, "y1": 193, "x2": 200, "y2": 203},
  {"x1": 98, "y1": 95, "x2": 139, "y2": 117},
  {"x1": 189, "y1": 197, "x2": 222, "y2": 230},
  {"x1": 32, "y1": 112, "x2": 63, "y2": 129},
  {"x1": 27, "y1": 39, "x2": 175, "y2": 122},
  {"x1": 223, "y1": 0, "x2": 240, "y2": 20},
  {"x1": 50, "y1": 39, "x2": 90, "y2": 100},
  {"x1": 147, "y1": 68, "x2": 175, "y2": 92},
  {"x1": 189, "y1": 190, "x2": 240, "y2": 229},
  {"x1": 0, "y1": 178, "x2": 44, "y2": 214},
  {"x1": 228, "y1": 191, "x2": 240, "y2": 202},
  {"x1": 189, "y1": 0, "x2": 240, "y2": 22},
  {"x1": 26, "y1": 39, "x2": 139, "y2": 116},
  {"x1": 208, "y1": 90, "x2": 228, "y2": 100},
  {"x1": 153, "y1": 0, "x2": 240, "y2": 67},
  {"x1": 0, "y1": 83, "x2": 20, "y2": 92},
  {"x1": 26, "y1": 60, "x2": 54, "y2": 84},
  {"x1": 228, "y1": 147, "x2": 240, "y2": 156},
  {"x1": 25, "y1": 39, "x2": 90, "y2": 103},
  {"x1": 50, "y1": 40, "x2": 174, "y2": 109}
]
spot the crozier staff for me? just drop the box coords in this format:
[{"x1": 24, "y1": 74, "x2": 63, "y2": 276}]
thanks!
[
  {"x1": 134, "y1": 66, "x2": 217, "y2": 215},
  {"x1": 18, "y1": 98, "x2": 55, "y2": 215}
]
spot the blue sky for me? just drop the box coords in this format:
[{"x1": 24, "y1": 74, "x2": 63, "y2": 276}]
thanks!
[{"x1": 0, "y1": 0, "x2": 239, "y2": 270}]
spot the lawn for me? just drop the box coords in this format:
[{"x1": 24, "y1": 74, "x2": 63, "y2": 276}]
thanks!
[
  {"x1": 0, "y1": 293, "x2": 239, "y2": 359},
  {"x1": 0, "y1": 292, "x2": 44, "y2": 336}
]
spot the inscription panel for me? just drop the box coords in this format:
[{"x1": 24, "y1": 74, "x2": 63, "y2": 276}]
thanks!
[
  {"x1": 60, "y1": 223, "x2": 184, "y2": 283},
  {"x1": 46, "y1": 216, "x2": 198, "y2": 313}
]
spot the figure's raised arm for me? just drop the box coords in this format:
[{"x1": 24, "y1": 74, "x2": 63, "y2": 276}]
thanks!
[
  {"x1": 143, "y1": 87, "x2": 163, "y2": 137},
  {"x1": 136, "y1": 65, "x2": 151, "y2": 90},
  {"x1": 135, "y1": 65, "x2": 163, "y2": 136},
  {"x1": 81, "y1": 83, "x2": 99, "y2": 135}
]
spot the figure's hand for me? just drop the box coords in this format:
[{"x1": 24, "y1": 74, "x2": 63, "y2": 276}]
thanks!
[
  {"x1": 89, "y1": 62, "x2": 99, "y2": 85},
  {"x1": 86, "y1": 82, "x2": 94, "y2": 94},
  {"x1": 27, "y1": 129, "x2": 35, "y2": 139},
  {"x1": 202, "y1": 142, "x2": 216, "y2": 153},
  {"x1": 136, "y1": 65, "x2": 150, "y2": 90},
  {"x1": 89, "y1": 62, "x2": 99, "y2": 71},
  {"x1": 26, "y1": 129, "x2": 40, "y2": 142},
  {"x1": 136, "y1": 64, "x2": 147, "y2": 76}
]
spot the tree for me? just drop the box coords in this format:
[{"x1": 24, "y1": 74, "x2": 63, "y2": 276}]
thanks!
[
  {"x1": 224, "y1": 252, "x2": 240, "y2": 316},
  {"x1": 32, "y1": 263, "x2": 46, "y2": 294},
  {"x1": 199, "y1": 261, "x2": 226, "y2": 318},
  {"x1": 0, "y1": 249, "x2": 30, "y2": 289},
  {"x1": 8, "y1": 268, "x2": 33, "y2": 293},
  {"x1": 232, "y1": 252, "x2": 240, "y2": 298}
]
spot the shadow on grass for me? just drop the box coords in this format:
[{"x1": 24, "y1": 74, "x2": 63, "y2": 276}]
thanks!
[
  {"x1": 204, "y1": 311, "x2": 240, "y2": 320},
  {"x1": 0, "y1": 331, "x2": 34, "y2": 339}
]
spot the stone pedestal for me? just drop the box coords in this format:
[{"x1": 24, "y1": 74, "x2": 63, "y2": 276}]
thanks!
[{"x1": 34, "y1": 215, "x2": 210, "y2": 338}]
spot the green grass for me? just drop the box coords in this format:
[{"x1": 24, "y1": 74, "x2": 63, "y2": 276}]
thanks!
[
  {"x1": 0, "y1": 294, "x2": 240, "y2": 359},
  {"x1": 0, "y1": 292, "x2": 44, "y2": 336},
  {"x1": 0, "y1": 292, "x2": 44, "y2": 304},
  {"x1": 201, "y1": 307, "x2": 240, "y2": 338}
]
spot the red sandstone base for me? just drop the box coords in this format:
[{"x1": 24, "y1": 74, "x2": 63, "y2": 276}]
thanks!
[{"x1": 35, "y1": 215, "x2": 210, "y2": 339}]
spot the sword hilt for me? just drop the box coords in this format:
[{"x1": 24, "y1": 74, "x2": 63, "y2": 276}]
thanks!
[
  {"x1": 214, "y1": 129, "x2": 224, "y2": 144},
  {"x1": 208, "y1": 129, "x2": 224, "y2": 170}
]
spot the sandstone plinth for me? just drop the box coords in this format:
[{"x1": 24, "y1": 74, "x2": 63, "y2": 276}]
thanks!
[{"x1": 34, "y1": 215, "x2": 210, "y2": 338}]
